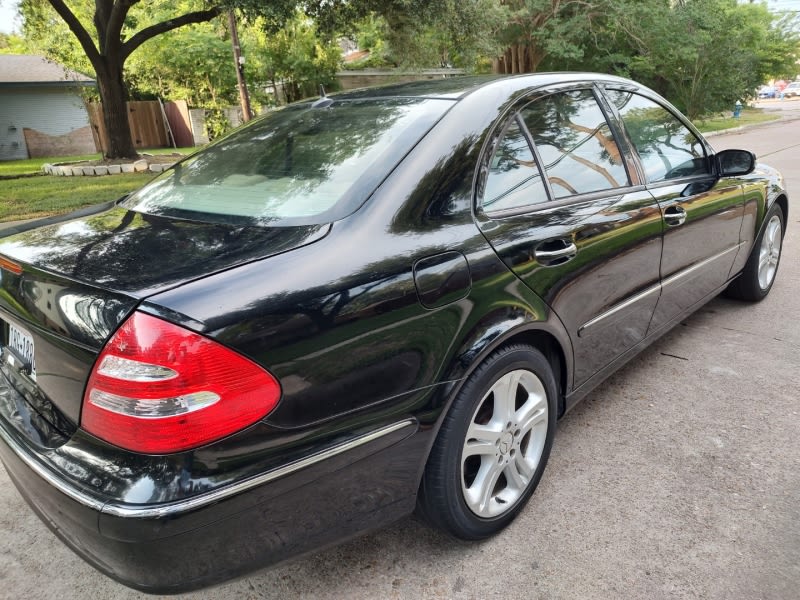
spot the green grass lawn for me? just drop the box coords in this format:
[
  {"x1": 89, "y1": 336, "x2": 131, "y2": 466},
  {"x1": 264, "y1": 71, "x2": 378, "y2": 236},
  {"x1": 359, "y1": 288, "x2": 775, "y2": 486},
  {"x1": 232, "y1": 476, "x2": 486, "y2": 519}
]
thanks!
[
  {"x1": 694, "y1": 108, "x2": 780, "y2": 133},
  {"x1": 0, "y1": 147, "x2": 194, "y2": 177},
  {"x1": 0, "y1": 173, "x2": 152, "y2": 221},
  {"x1": 0, "y1": 154, "x2": 100, "y2": 177},
  {"x1": 0, "y1": 147, "x2": 195, "y2": 221}
]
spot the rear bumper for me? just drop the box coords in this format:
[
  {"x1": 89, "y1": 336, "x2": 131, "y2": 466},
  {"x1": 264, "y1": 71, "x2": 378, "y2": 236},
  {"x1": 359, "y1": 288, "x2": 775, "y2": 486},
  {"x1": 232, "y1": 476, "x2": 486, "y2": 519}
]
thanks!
[{"x1": 0, "y1": 380, "x2": 422, "y2": 593}]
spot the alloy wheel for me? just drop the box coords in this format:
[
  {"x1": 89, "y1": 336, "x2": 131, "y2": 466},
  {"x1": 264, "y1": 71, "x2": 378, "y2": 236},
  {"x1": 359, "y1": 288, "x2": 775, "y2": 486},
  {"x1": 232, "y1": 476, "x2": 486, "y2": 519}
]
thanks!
[
  {"x1": 460, "y1": 369, "x2": 549, "y2": 518},
  {"x1": 758, "y1": 214, "x2": 782, "y2": 290}
]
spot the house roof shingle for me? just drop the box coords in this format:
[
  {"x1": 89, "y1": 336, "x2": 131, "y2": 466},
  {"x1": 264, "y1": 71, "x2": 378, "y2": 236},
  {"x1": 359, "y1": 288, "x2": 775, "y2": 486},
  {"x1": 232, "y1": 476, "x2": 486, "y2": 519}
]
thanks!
[{"x1": 0, "y1": 54, "x2": 95, "y2": 86}]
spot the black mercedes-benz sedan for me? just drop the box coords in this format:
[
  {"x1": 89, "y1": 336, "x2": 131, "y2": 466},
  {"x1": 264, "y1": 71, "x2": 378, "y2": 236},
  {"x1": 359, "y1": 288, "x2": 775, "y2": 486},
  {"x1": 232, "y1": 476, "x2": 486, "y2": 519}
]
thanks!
[{"x1": 0, "y1": 73, "x2": 788, "y2": 593}]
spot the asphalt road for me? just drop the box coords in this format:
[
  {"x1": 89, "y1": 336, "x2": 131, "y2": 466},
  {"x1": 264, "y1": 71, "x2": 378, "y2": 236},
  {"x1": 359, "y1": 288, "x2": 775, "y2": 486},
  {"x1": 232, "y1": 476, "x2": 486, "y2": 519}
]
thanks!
[{"x1": 2, "y1": 110, "x2": 799, "y2": 600}]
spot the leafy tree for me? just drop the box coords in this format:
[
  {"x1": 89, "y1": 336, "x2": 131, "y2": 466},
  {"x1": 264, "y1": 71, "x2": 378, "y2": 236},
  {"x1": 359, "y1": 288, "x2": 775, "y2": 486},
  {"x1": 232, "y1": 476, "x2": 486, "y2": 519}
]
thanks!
[
  {"x1": 309, "y1": 0, "x2": 505, "y2": 70},
  {"x1": 376, "y1": 0, "x2": 506, "y2": 69},
  {"x1": 490, "y1": 0, "x2": 798, "y2": 118},
  {"x1": 493, "y1": 0, "x2": 612, "y2": 73},
  {"x1": 17, "y1": 1, "x2": 93, "y2": 73},
  {"x1": 0, "y1": 32, "x2": 28, "y2": 54},
  {"x1": 582, "y1": 0, "x2": 799, "y2": 118},
  {"x1": 16, "y1": 0, "x2": 497, "y2": 158},
  {"x1": 18, "y1": 0, "x2": 298, "y2": 158},
  {"x1": 246, "y1": 11, "x2": 342, "y2": 104},
  {"x1": 126, "y1": 25, "x2": 237, "y2": 108},
  {"x1": 340, "y1": 14, "x2": 393, "y2": 69}
]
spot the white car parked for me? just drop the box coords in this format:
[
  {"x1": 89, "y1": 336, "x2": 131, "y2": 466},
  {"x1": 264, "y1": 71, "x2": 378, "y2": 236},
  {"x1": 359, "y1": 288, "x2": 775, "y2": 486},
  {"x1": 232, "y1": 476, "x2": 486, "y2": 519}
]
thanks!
[{"x1": 782, "y1": 81, "x2": 800, "y2": 98}]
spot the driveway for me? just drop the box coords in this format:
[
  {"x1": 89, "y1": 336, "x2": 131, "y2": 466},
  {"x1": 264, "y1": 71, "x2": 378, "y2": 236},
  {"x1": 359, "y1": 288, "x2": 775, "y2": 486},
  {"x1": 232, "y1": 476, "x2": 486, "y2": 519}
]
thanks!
[{"x1": 2, "y1": 118, "x2": 799, "y2": 600}]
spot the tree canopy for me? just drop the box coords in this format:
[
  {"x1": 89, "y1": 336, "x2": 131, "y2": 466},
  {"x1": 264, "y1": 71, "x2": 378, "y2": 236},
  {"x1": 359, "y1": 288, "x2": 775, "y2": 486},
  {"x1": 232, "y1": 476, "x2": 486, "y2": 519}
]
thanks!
[
  {"x1": 18, "y1": 0, "x2": 260, "y2": 157},
  {"x1": 574, "y1": 0, "x2": 800, "y2": 118},
  {"x1": 9, "y1": 0, "x2": 800, "y2": 156}
]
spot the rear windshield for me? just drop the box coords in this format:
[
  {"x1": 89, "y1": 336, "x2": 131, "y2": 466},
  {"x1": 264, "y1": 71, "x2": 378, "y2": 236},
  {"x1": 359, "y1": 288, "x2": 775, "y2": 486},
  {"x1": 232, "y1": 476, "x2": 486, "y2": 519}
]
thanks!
[{"x1": 122, "y1": 98, "x2": 452, "y2": 226}]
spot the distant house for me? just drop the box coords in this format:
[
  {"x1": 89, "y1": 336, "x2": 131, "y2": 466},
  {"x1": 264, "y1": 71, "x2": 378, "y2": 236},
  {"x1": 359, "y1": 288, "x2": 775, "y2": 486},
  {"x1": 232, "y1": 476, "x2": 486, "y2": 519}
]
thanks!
[{"x1": 0, "y1": 54, "x2": 97, "y2": 161}]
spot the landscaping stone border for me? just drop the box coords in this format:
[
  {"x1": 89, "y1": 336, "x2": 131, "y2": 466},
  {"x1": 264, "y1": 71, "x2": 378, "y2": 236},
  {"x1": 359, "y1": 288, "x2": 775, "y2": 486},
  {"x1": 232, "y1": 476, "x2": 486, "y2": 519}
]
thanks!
[{"x1": 41, "y1": 156, "x2": 176, "y2": 177}]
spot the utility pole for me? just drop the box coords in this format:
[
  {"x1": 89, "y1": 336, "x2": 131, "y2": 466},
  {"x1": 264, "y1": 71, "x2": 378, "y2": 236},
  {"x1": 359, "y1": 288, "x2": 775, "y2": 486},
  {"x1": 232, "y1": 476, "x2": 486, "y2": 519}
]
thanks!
[{"x1": 228, "y1": 10, "x2": 252, "y2": 123}]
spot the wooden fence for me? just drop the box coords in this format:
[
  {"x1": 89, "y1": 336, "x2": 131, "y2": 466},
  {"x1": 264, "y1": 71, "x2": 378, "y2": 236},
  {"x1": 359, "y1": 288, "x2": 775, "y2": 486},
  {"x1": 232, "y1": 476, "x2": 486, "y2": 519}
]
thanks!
[
  {"x1": 86, "y1": 100, "x2": 171, "y2": 153},
  {"x1": 162, "y1": 100, "x2": 194, "y2": 148}
]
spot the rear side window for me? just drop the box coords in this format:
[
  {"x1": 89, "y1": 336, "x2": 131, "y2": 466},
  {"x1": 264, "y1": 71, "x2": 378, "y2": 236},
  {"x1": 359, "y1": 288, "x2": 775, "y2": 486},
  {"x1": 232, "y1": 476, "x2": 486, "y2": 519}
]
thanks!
[
  {"x1": 123, "y1": 98, "x2": 451, "y2": 226},
  {"x1": 521, "y1": 90, "x2": 630, "y2": 199},
  {"x1": 607, "y1": 91, "x2": 709, "y2": 183},
  {"x1": 482, "y1": 118, "x2": 548, "y2": 212}
]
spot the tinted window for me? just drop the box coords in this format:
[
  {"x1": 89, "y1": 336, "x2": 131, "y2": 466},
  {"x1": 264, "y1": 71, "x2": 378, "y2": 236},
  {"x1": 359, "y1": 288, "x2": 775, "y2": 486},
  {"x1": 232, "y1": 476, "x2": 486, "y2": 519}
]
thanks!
[
  {"x1": 123, "y1": 98, "x2": 451, "y2": 226},
  {"x1": 482, "y1": 118, "x2": 548, "y2": 211},
  {"x1": 608, "y1": 91, "x2": 709, "y2": 183},
  {"x1": 521, "y1": 90, "x2": 629, "y2": 199}
]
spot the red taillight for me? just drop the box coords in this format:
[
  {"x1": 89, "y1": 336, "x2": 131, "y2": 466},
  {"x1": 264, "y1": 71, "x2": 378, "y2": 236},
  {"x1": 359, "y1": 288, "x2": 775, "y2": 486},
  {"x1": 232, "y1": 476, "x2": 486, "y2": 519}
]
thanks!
[{"x1": 81, "y1": 311, "x2": 280, "y2": 454}]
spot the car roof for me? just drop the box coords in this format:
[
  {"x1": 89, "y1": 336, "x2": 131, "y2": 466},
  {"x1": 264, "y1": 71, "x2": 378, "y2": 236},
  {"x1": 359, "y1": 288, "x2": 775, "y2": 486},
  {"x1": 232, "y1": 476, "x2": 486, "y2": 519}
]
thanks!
[{"x1": 328, "y1": 72, "x2": 643, "y2": 101}]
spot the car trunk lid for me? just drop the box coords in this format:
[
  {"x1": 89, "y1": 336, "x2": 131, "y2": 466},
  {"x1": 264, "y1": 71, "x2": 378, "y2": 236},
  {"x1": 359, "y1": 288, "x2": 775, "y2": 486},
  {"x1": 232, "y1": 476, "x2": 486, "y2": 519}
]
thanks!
[
  {"x1": 0, "y1": 206, "x2": 330, "y2": 297},
  {"x1": 0, "y1": 206, "x2": 329, "y2": 430}
]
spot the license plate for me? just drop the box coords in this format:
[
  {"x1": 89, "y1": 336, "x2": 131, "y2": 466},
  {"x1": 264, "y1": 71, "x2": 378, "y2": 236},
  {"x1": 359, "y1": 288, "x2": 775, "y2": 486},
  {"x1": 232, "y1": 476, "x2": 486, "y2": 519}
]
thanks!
[{"x1": 5, "y1": 322, "x2": 36, "y2": 380}]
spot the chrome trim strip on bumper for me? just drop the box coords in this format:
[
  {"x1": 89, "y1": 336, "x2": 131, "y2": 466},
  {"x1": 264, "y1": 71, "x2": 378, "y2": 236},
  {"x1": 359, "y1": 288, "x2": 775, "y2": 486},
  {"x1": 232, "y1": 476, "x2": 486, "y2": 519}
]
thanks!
[
  {"x1": 578, "y1": 243, "x2": 744, "y2": 337},
  {"x1": 104, "y1": 418, "x2": 417, "y2": 519},
  {"x1": 0, "y1": 418, "x2": 417, "y2": 519}
]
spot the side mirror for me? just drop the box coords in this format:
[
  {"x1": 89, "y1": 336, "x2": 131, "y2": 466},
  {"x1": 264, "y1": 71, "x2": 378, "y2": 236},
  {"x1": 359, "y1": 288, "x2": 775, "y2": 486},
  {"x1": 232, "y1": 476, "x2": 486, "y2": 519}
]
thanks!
[{"x1": 717, "y1": 149, "x2": 756, "y2": 176}]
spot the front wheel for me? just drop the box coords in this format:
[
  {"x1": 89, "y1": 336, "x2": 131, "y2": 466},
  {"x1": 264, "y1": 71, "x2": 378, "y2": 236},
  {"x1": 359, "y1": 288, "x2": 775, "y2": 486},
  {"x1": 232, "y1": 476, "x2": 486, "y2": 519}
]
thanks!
[
  {"x1": 726, "y1": 204, "x2": 784, "y2": 301},
  {"x1": 418, "y1": 345, "x2": 557, "y2": 540}
]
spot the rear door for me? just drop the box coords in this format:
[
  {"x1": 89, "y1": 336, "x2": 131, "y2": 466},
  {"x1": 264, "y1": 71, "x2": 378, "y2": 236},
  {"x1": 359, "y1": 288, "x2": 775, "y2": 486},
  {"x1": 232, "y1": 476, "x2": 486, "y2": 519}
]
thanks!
[
  {"x1": 603, "y1": 89, "x2": 745, "y2": 333},
  {"x1": 474, "y1": 86, "x2": 663, "y2": 388}
]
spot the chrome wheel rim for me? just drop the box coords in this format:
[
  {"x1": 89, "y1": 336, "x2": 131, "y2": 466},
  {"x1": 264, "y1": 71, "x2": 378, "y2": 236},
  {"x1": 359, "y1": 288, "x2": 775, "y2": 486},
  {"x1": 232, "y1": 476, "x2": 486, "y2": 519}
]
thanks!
[
  {"x1": 758, "y1": 214, "x2": 782, "y2": 290},
  {"x1": 461, "y1": 369, "x2": 548, "y2": 518}
]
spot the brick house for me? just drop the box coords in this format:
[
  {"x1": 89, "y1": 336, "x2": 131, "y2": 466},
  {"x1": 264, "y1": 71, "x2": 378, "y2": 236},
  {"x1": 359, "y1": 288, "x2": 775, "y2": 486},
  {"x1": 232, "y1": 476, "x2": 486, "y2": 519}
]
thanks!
[{"x1": 0, "y1": 55, "x2": 97, "y2": 161}]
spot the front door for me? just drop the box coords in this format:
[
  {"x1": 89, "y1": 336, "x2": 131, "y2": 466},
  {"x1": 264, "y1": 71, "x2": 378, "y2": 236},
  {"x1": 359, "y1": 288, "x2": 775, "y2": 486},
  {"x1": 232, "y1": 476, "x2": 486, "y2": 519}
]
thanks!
[
  {"x1": 605, "y1": 90, "x2": 745, "y2": 333},
  {"x1": 475, "y1": 87, "x2": 663, "y2": 387}
]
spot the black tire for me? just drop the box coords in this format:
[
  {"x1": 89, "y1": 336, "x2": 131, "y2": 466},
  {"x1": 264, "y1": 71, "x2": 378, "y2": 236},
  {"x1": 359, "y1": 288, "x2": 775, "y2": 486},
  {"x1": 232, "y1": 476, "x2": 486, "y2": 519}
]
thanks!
[
  {"x1": 417, "y1": 344, "x2": 557, "y2": 540},
  {"x1": 726, "y1": 203, "x2": 785, "y2": 302}
]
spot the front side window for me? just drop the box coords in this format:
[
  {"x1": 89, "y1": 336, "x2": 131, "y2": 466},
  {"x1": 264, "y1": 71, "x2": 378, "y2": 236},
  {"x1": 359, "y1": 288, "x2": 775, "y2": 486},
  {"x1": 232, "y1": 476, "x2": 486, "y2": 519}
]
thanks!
[
  {"x1": 521, "y1": 90, "x2": 630, "y2": 199},
  {"x1": 123, "y1": 98, "x2": 451, "y2": 226},
  {"x1": 607, "y1": 91, "x2": 710, "y2": 183},
  {"x1": 482, "y1": 118, "x2": 548, "y2": 212}
]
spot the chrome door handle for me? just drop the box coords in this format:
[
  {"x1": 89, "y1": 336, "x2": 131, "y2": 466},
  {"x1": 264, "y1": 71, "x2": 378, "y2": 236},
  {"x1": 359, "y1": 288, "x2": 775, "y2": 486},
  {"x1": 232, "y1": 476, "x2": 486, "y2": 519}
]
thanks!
[
  {"x1": 664, "y1": 206, "x2": 687, "y2": 226},
  {"x1": 534, "y1": 241, "x2": 577, "y2": 264}
]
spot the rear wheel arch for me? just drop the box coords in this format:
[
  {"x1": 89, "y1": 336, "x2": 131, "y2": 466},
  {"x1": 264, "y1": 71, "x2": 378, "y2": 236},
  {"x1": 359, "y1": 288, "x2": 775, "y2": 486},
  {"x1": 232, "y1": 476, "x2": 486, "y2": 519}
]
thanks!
[
  {"x1": 501, "y1": 329, "x2": 567, "y2": 417},
  {"x1": 443, "y1": 321, "x2": 571, "y2": 420},
  {"x1": 416, "y1": 321, "x2": 570, "y2": 482}
]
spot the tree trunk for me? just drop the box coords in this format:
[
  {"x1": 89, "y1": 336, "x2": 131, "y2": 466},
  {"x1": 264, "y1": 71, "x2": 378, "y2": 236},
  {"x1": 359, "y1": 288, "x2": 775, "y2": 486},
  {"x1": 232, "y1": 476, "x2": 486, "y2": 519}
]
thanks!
[
  {"x1": 529, "y1": 45, "x2": 545, "y2": 72},
  {"x1": 94, "y1": 60, "x2": 138, "y2": 159},
  {"x1": 46, "y1": 0, "x2": 225, "y2": 159},
  {"x1": 494, "y1": 44, "x2": 541, "y2": 74},
  {"x1": 517, "y1": 44, "x2": 527, "y2": 73}
]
